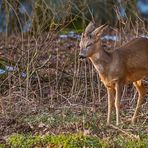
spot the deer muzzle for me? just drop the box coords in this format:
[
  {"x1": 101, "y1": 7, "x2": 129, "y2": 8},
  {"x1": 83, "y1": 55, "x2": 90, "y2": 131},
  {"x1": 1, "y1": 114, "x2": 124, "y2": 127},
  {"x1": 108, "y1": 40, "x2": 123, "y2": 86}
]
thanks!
[
  {"x1": 79, "y1": 48, "x2": 88, "y2": 59},
  {"x1": 79, "y1": 54, "x2": 86, "y2": 59}
]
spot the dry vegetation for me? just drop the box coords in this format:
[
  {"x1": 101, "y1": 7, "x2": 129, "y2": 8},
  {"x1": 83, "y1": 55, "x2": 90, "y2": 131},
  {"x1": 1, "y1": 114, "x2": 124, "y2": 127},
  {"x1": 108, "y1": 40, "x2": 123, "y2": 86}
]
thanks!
[
  {"x1": 0, "y1": 27, "x2": 148, "y2": 147},
  {"x1": 0, "y1": 0, "x2": 147, "y2": 147}
]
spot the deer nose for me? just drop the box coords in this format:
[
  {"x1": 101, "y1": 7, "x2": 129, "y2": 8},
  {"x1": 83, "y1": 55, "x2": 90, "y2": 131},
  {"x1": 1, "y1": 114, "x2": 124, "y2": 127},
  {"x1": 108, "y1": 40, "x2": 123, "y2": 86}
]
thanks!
[{"x1": 79, "y1": 54, "x2": 86, "y2": 59}]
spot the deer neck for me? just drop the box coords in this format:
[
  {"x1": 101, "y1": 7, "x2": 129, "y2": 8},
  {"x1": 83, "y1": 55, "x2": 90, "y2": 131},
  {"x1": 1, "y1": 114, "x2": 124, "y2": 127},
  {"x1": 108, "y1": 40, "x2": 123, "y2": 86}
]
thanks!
[{"x1": 89, "y1": 47, "x2": 112, "y2": 74}]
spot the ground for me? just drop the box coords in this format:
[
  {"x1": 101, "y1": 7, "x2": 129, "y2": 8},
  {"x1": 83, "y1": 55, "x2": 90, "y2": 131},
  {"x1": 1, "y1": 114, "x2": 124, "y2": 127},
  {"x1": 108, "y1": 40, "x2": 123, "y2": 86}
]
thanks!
[{"x1": 0, "y1": 32, "x2": 147, "y2": 147}]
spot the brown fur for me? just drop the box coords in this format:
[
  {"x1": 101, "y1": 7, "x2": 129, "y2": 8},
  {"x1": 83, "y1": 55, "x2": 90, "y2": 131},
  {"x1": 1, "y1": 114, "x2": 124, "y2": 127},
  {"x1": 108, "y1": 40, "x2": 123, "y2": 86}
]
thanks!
[{"x1": 79, "y1": 22, "x2": 148, "y2": 125}]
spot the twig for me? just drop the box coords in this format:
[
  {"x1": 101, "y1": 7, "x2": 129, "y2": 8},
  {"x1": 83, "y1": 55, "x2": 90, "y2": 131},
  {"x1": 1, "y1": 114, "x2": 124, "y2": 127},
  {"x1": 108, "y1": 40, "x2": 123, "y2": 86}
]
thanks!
[{"x1": 109, "y1": 124, "x2": 140, "y2": 140}]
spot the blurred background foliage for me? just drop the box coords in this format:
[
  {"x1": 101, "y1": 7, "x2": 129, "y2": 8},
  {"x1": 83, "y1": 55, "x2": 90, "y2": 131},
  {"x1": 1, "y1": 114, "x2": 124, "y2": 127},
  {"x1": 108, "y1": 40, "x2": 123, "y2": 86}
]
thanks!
[{"x1": 0, "y1": 0, "x2": 147, "y2": 34}]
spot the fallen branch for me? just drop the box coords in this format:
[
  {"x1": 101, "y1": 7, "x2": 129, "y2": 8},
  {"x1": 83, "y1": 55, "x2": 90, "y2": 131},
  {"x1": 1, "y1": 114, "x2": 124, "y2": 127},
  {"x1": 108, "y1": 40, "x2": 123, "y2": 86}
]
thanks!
[{"x1": 109, "y1": 124, "x2": 140, "y2": 140}]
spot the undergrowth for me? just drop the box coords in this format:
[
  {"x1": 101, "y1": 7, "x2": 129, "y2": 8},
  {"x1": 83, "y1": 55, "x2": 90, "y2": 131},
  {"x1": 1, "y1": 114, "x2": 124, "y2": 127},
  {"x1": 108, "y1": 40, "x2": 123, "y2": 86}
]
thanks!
[
  {"x1": 5, "y1": 133, "x2": 148, "y2": 148},
  {"x1": 0, "y1": 1, "x2": 147, "y2": 148}
]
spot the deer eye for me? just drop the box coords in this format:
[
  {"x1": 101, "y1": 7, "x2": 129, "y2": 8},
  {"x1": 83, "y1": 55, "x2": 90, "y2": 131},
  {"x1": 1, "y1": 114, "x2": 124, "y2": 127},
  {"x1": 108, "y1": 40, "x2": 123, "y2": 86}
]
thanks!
[{"x1": 86, "y1": 43, "x2": 92, "y2": 48}]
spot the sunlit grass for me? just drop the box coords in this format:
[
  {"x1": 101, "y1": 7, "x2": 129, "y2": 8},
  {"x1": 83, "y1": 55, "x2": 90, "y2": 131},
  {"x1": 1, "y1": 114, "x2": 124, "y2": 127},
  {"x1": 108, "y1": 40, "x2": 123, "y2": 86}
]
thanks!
[{"x1": 6, "y1": 133, "x2": 148, "y2": 148}]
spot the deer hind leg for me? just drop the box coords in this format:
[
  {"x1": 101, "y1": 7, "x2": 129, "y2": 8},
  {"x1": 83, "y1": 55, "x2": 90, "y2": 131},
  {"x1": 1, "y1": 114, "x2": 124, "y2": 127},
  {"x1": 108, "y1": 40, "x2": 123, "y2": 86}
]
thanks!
[
  {"x1": 107, "y1": 87, "x2": 115, "y2": 125},
  {"x1": 132, "y1": 80, "x2": 146, "y2": 124}
]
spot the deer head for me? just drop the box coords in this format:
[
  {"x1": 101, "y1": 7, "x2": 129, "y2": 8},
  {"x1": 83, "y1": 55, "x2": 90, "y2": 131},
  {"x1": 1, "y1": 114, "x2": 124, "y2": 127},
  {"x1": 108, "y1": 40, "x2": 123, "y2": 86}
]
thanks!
[{"x1": 79, "y1": 22, "x2": 107, "y2": 59}]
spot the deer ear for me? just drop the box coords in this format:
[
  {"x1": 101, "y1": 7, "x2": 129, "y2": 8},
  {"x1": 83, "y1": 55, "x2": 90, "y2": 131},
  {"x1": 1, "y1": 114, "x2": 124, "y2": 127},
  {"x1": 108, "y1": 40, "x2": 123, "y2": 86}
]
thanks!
[
  {"x1": 84, "y1": 21, "x2": 96, "y2": 35},
  {"x1": 92, "y1": 24, "x2": 108, "y2": 37}
]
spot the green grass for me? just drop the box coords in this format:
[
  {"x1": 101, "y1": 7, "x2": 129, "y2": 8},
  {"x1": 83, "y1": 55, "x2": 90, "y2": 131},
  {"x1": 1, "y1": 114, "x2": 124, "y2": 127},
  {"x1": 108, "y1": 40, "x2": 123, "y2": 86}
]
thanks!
[
  {"x1": 6, "y1": 133, "x2": 148, "y2": 148},
  {"x1": 0, "y1": 144, "x2": 5, "y2": 148},
  {"x1": 14, "y1": 108, "x2": 148, "y2": 148},
  {"x1": 2, "y1": 107, "x2": 148, "y2": 148},
  {"x1": 7, "y1": 133, "x2": 101, "y2": 148}
]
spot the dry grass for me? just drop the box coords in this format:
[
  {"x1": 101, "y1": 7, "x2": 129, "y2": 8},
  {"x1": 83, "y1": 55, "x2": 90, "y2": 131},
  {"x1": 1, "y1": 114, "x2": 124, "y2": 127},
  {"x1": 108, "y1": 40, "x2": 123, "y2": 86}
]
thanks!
[
  {"x1": 0, "y1": 0, "x2": 148, "y2": 147},
  {"x1": 0, "y1": 27, "x2": 147, "y2": 143}
]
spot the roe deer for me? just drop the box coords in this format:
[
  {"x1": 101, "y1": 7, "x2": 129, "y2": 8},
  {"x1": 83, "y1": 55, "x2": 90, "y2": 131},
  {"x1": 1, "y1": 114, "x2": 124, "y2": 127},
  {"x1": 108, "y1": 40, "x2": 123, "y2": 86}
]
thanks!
[{"x1": 79, "y1": 22, "x2": 148, "y2": 125}]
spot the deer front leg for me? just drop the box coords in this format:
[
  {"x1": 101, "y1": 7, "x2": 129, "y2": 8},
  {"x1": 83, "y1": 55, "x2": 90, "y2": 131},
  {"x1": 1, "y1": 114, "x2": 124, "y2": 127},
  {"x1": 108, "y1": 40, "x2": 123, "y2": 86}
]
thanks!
[
  {"x1": 115, "y1": 82, "x2": 122, "y2": 125},
  {"x1": 107, "y1": 87, "x2": 115, "y2": 125},
  {"x1": 132, "y1": 80, "x2": 146, "y2": 124}
]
